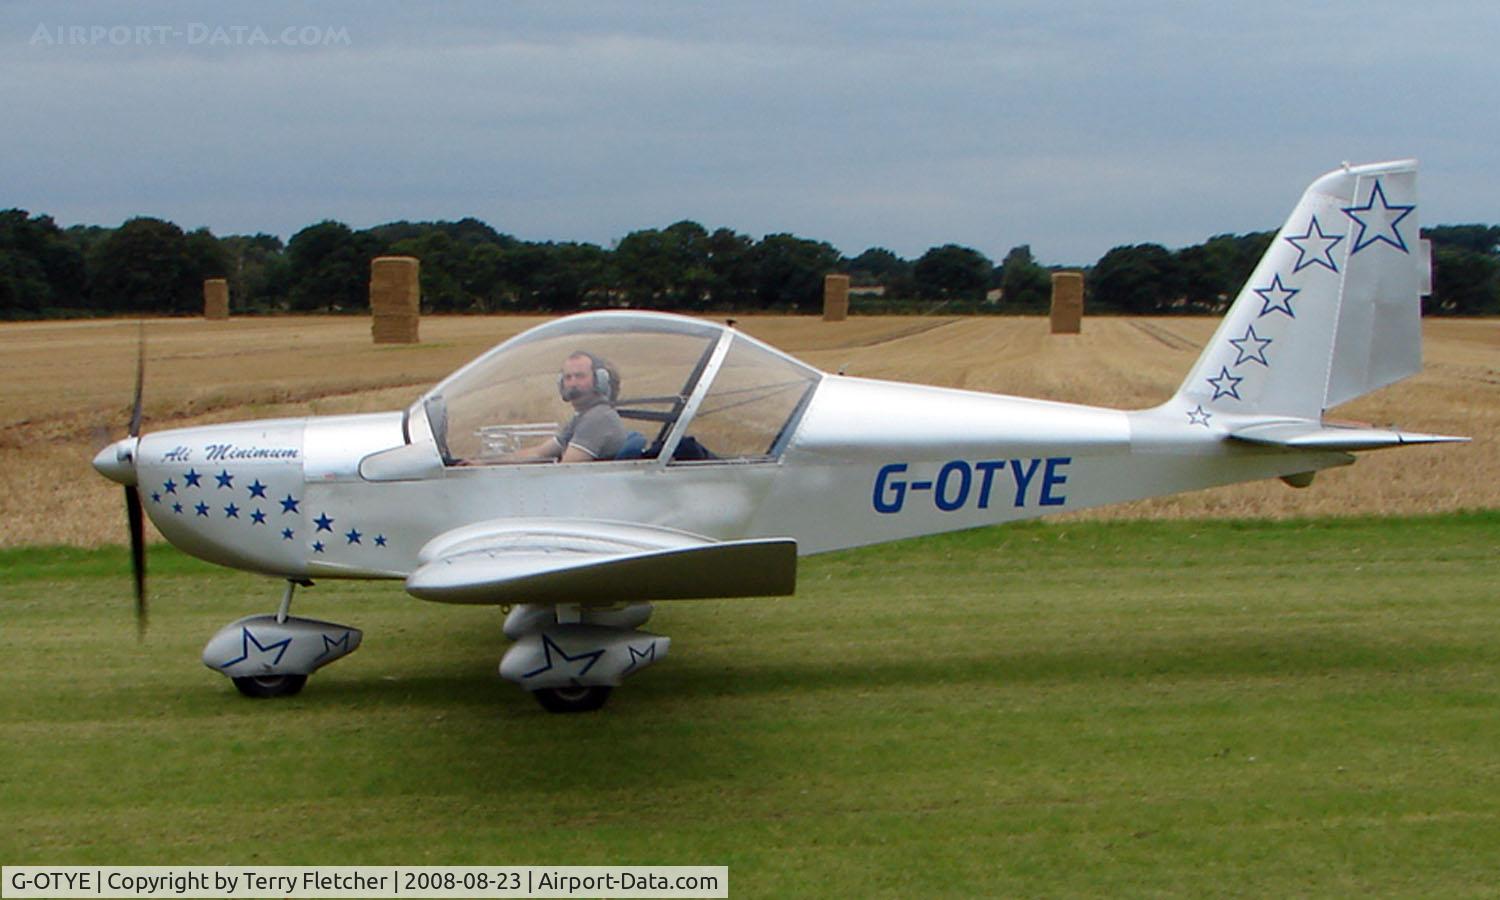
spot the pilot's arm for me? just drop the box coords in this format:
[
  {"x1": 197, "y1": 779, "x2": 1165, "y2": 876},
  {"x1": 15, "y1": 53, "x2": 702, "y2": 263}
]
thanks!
[{"x1": 510, "y1": 435, "x2": 564, "y2": 461}]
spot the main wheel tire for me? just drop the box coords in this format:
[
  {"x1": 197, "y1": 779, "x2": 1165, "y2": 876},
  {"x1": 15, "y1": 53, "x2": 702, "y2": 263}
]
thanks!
[
  {"x1": 232, "y1": 674, "x2": 308, "y2": 698},
  {"x1": 532, "y1": 685, "x2": 612, "y2": 713}
]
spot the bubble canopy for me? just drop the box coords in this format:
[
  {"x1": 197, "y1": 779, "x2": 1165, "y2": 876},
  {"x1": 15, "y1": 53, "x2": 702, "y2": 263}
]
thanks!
[{"x1": 413, "y1": 312, "x2": 822, "y2": 465}]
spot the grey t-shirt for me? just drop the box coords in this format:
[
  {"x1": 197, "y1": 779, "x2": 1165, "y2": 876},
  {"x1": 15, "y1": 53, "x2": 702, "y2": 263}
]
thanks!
[{"x1": 556, "y1": 401, "x2": 626, "y2": 460}]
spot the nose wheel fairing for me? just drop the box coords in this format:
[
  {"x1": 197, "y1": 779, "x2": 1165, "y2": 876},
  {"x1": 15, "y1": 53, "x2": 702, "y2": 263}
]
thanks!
[{"x1": 202, "y1": 614, "x2": 362, "y2": 685}]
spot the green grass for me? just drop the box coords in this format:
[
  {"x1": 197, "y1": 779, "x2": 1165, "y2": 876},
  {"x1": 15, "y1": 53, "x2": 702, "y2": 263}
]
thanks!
[{"x1": 2, "y1": 513, "x2": 1498, "y2": 896}]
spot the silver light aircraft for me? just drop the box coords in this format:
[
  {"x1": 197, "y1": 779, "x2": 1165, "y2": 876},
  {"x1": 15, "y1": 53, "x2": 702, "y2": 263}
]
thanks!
[{"x1": 94, "y1": 160, "x2": 1464, "y2": 712}]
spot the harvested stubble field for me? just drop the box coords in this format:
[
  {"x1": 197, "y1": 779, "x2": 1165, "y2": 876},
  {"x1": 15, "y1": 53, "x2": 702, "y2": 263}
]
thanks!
[{"x1": 0, "y1": 314, "x2": 1494, "y2": 547}]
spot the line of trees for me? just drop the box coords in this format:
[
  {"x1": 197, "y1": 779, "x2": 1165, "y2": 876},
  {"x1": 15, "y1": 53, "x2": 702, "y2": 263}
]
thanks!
[{"x1": 2, "y1": 208, "x2": 1497, "y2": 319}]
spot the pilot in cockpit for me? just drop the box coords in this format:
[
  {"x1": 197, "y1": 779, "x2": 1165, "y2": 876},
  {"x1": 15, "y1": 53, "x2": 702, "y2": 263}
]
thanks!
[{"x1": 508, "y1": 351, "x2": 628, "y2": 463}]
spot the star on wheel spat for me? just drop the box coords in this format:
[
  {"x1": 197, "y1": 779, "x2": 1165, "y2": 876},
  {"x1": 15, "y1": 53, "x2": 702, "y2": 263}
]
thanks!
[
  {"x1": 623, "y1": 641, "x2": 659, "y2": 674},
  {"x1": 219, "y1": 626, "x2": 292, "y2": 669},
  {"x1": 522, "y1": 634, "x2": 605, "y2": 681}
]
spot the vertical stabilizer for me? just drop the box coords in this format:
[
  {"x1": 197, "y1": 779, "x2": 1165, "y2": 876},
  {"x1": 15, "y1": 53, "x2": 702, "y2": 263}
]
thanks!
[{"x1": 1173, "y1": 160, "x2": 1426, "y2": 421}]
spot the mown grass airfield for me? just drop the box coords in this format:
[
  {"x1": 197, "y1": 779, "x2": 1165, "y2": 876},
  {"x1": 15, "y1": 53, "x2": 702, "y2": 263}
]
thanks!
[{"x1": 1, "y1": 314, "x2": 1496, "y2": 895}]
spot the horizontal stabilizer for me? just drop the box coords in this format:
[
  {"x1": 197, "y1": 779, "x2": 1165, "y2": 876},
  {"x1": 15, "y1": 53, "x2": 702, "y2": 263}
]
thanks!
[
  {"x1": 1229, "y1": 420, "x2": 1468, "y2": 452},
  {"x1": 407, "y1": 522, "x2": 797, "y2": 604}
]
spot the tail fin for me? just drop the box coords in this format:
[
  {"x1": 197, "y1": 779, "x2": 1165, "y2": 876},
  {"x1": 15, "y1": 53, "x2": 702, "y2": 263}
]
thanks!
[{"x1": 1174, "y1": 160, "x2": 1429, "y2": 421}]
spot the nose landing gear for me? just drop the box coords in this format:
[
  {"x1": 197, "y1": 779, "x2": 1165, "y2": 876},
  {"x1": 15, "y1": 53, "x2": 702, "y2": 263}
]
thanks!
[{"x1": 202, "y1": 581, "x2": 361, "y2": 698}]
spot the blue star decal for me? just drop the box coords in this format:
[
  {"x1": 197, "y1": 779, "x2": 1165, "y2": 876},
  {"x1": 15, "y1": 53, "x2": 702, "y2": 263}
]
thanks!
[
  {"x1": 150, "y1": 492, "x2": 161, "y2": 504},
  {"x1": 622, "y1": 641, "x2": 658, "y2": 674},
  {"x1": 374, "y1": 534, "x2": 387, "y2": 548},
  {"x1": 215, "y1": 469, "x2": 234, "y2": 489},
  {"x1": 247, "y1": 479, "x2": 268, "y2": 499},
  {"x1": 280, "y1": 494, "x2": 300, "y2": 514},
  {"x1": 312, "y1": 541, "x2": 325, "y2": 553},
  {"x1": 195, "y1": 501, "x2": 210, "y2": 517},
  {"x1": 1207, "y1": 366, "x2": 1244, "y2": 401},
  {"x1": 224, "y1": 503, "x2": 240, "y2": 519},
  {"x1": 183, "y1": 469, "x2": 202, "y2": 488},
  {"x1": 1284, "y1": 215, "x2": 1344, "y2": 273},
  {"x1": 282, "y1": 528, "x2": 295, "y2": 541},
  {"x1": 172, "y1": 502, "x2": 183, "y2": 514},
  {"x1": 1342, "y1": 180, "x2": 1414, "y2": 254},
  {"x1": 522, "y1": 634, "x2": 605, "y2": 680},
  {"x1": 314, "y1": 512, "x2": 334, "y2": 532},
  {"x1": 162, "y1": 479, "x2": 176, "y2": 495},
  {"x1": 313, "y1": 631, "x2": 352, "y2": 662},
  {"x1": 1186, "y1": 405, "x2": 1213, "y2": 427},
  {"x1": 345, "y1": 528, "x2": 362, "y2": 545},
  {"x1": 1253, "y1": 274, "x2": 1299, "y2": 318},
  {"x1": 1228, "y1": 325, "x2": 1273, "y2": 366},
  {"x1": 250, "y1": 508, "x2": 267, "y2": 525},
  {"x1": 219, "y1": 626, "x2": 292, "y2": 669}
]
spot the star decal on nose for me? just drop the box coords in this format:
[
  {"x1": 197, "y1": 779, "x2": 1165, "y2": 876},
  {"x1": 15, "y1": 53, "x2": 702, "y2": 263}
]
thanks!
[
  {"x1": 215, "y1": 470, "x2": 234, "y2": 489},
  {"x1": 224, "y1": 503, "x2": 240, "y2": 519},
  {"x1": 280, "y1": 495, "x2": 300, "y2": 514},
  {"x1": 247, "y1": 479, "x2": 268, "y2": 499},
  {"x1": 250, "y1": 509, "x2": 267, "y2": 525},
  {"x1": 345, "y1": 528, "x2": 362, "y2": 545},
  {"x1": 282, "y1": 528, "x2": 295, "y2": 541},
  {"x1": 312, "y1": 541, "x2": 325, "y2": 554},
  {"x1": 374, "y1": 535, "x2": 387, "y2": 547},
  {"x1": 195, "y1": 502, "x2": 210, "y2": 517},
  {"x1": 314, "y1": 513, "x2": 334, "y2": 532},
  {"x1": 162, "y1": 479, "x2": 176, "y2": 495},
  {"x1": 183, "y1": 469, "x2": 202, "y2": 488}
]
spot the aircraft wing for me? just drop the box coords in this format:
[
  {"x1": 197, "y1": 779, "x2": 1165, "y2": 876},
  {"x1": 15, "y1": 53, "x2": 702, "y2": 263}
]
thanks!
[
  {"x1": 1228, "y1": 419, "x2": 1469, "y2": 452},
  {"x1": 405, "y1": 518, "x2": 797, "y2": 605}
]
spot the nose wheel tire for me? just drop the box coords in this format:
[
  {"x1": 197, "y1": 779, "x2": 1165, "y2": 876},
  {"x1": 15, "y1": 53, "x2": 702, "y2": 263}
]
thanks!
[
  {"x1": 532, "y1": 685, "x2": 612, "y2": 713},
  {"x1": 232, "y1": 674, "x2": 308, "y2": 698}
]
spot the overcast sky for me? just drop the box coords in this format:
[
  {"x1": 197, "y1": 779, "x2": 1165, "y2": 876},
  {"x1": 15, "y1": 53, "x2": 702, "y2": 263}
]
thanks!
[{"x1": 4, "y1": 1, "x2": 1496, "y2": 265}]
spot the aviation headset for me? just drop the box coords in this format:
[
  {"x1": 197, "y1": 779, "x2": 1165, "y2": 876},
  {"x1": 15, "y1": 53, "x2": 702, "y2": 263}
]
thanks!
[{"x1": 558, "y1": 351, "x2": 620, "y2": 403}]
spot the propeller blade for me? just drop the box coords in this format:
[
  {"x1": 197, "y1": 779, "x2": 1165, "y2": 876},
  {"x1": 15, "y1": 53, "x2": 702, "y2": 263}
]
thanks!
[
  {"x1": 128, "y1": 324, "x2": 145, "y2": 438},
  {"x1": 125, "y1": 325, "x2": 148, "y2": 634},
  {"x1": 125, "y1": 485, "x2": 148, "y2": 633}
]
